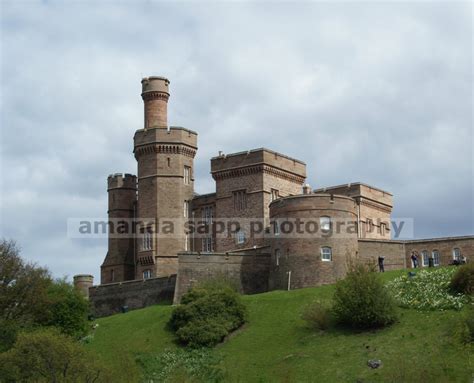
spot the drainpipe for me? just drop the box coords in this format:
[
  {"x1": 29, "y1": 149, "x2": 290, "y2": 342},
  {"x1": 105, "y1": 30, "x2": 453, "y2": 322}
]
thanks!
[{"x1": 287, "y1": 270, "x2": 292, "y2": 291}]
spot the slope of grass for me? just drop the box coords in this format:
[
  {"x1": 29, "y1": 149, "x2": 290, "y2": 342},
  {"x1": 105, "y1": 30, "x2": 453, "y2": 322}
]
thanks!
[{"x1": 87, "y1": 268, "x2": 472, "y2": 382}]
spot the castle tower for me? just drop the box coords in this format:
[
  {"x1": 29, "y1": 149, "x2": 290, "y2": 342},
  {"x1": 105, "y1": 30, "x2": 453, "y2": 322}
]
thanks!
[
  {"x1": 134, "y1": 77, "x2": 197, "y2": 279},
  {"x1": 100, "y1": 173, "x2": 137, "y2": 284},
  {"x1": 73, "y1": 274, "x2": 94, "y2": 299}
]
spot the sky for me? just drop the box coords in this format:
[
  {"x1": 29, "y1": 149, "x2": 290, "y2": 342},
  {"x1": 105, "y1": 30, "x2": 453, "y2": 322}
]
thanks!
[{"x1": 0, "y1": 1, "x2": 472, "y2": 281}]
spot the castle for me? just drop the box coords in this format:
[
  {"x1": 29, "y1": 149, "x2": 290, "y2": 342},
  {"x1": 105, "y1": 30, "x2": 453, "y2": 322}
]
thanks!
[{"x1": 77, "y1": 76, "x2": 473, "y2": 316}]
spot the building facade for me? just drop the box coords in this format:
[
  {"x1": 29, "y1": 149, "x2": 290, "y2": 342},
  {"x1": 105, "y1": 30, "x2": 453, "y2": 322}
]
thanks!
[{"x1": 94, "y1": 76, "x2": 473, "y2": 309}]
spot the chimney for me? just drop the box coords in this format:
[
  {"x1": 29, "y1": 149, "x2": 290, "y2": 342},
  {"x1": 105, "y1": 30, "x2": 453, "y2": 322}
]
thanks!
[
  {"x1": 141, "y1": 76, "x2": 170, "y2": 129},
  {"x1": 303, "y1": 184, "x2": 312, "y2": 195}
]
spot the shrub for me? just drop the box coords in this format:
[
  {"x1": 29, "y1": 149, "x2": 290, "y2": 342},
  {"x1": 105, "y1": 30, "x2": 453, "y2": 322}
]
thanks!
[
  {"x1": 42, "y1": 279, "x2": 90, "y2": 338},
  {"x1": 333, "y1": 263, "x2": 398, "y2": 329},
  {"x1": 169, "y1": 282, "x2": 246, "y2": 348},
  {"x1": 388, "y1": 268, "x2": 467, "y2": 310},
  {"x1": 301, "y1": 300, "x2": 332, "y2": 331},
  {"x1": 450, "y1": 263, "x2": 474, "y2": 295},
  {"x1": 0, "y1": 327, "x2": 111, "y2": 382}
]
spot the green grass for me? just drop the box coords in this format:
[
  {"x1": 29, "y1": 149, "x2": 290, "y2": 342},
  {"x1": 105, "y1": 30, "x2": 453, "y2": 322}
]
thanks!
[{"x1": 86, "y1": 268, "x2": 472, "y2": 382}]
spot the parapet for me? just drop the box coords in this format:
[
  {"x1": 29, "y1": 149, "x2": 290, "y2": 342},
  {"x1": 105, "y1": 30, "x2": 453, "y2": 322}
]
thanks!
[
  {"x1": 314, "y1": 182, "x2": 393, "y2": 209},
  {"x1": 73, "y1": 274, "x2": 94, "y2": 299},
  {"x1": 141, "y1": 76, "x2": 170, "y2": 100},
  {"x1": 107, "y1": 173, "x2": 137, "y2": 191},
  {"x1": 269, "y1": 193, "x2": 358, "y2": 217},
  {"x1": 211, "y1": 148, "x2": 306, "y2": 182}
]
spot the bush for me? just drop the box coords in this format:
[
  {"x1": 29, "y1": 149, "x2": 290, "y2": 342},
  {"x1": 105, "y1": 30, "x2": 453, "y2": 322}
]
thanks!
[
  {"x1": 0, "y1": 327, "x2": 111, "y2": 382},
  {"x1": 42, "y1": 279, "x2": 90, "y2": 338},
  {"x1": 333, "y1": 263, "x2": 398, "y2": 329},
  {"x1": 450, "y1": 263, "x2": 474, "y2": 295},
  {"x1": 169, "y1": 283, "x2": 246, "y2": 348},
  {"x1": 301, "y1": 300, "x2": 332, "y2": 331}
]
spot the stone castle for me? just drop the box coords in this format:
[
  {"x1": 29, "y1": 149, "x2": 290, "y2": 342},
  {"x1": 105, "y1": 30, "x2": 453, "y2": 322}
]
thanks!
[{"x1": 76, "y1": 76, "x2": 473, "y2": 317}]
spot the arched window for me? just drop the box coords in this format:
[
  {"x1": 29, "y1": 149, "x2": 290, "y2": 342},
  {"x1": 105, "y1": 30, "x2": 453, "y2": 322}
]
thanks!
[
  {"x1": 453, "y1": 248, "x2": 461, "y2": 261},
  {"x1": 143, "y1": 269, "x2": 152, "y2": 279},
  {"x1": 421, "y1": 250, "x2": 429, "y2": 267},
  {"x1": 143, "y1": 231, "x2": 152, "y2": 250},
  {"x1": 432, "y1": 250, "x2": 440, "y2": 266},
  {"x1": 321, "y1": 246, "x2": 332, "y2": 262},
  {"x1": 273, "y1": 220, "x2": 280, "y2": 236},
  {"x1": 320, "y1": 216, "x2": 331, "y2": 232}
]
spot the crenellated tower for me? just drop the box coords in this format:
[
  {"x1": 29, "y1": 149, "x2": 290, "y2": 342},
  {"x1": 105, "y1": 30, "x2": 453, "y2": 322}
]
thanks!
[
  {"x1": 134, "y1": 77, "x2": 197, "y2": 279},
  {"x1": 101, "y1": 173, "x2": 137, "y2": 284}
]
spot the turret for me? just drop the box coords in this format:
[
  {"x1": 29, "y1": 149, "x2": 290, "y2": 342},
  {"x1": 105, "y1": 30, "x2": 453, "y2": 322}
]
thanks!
[
  {"x1": 141, "y1": 76, "x2": 170, "y2": 129},
  {"x1": 73, "y1": 274, "x2": 94, "y2": 299},
  {"x1": 100, "y1": 173, "x2": 137, "y2": 284}
]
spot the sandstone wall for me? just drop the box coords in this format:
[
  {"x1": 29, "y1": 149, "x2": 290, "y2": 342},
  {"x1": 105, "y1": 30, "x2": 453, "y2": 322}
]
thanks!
[{"x1": 89, "y1": 275, "x2": 176, "y2": 317}]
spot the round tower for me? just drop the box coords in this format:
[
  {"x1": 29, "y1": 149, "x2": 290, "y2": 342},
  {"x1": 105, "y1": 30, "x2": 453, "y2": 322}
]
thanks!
[
  {"x1": 141, "y1": 76, "x2": 170, "y2": 129},
  {"x1": 268, "y1": 194, "x2": 358, "y2": 290},
  {"x1": 73, "y1": 274, "x2": 94, "y2": 299},
  {"x1": 101, "y1": 173, "x2": 137, "y2": 284},
  {"x1": 134, "y1": 76, "x2": 198, "y2": 279}
]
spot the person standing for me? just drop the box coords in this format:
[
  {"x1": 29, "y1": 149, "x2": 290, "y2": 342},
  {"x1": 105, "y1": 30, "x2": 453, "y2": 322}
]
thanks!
[
  {"x1": 411, "y1": 252, "x2": 418, "y2": 268},
  {"x1": 378, "y1": 256, "x2": 385, "y2": 272}
]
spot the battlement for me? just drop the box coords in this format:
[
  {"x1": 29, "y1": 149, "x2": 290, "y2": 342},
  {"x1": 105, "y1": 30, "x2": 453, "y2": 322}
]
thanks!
[
  {"x1": 314, "y1": 182, "x2": 393, "y2": 208},
  {"x1": 134, "y1": 127, "x2": 198, "y2": 153},
  {"x1": 211, "y1": 148, "x2": 306, "y2": 181},
  {"x1": 107, "y1": 173, "x2": 137, "y2": 190}
]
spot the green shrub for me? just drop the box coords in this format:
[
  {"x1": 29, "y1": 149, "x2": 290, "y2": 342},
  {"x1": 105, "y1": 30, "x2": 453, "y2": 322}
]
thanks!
[
  {"x1": 0, "y1": 327, "x2": 111, "y2": 382},
  {"x1": 450, "y1": 263, "x2": 474, "y2": 295},
  {"x1": 169, "y1": 283, "x2": 246, "y2": 348},
  {"x1": 301, "y1": 300, "x2": 332, "y2": 331},
  {"x1": 42, "y1": 279, "x2": 90, "y2": 338},
  {"x1": 333, "y1": 263, "x2": 398, "y2": 329}
]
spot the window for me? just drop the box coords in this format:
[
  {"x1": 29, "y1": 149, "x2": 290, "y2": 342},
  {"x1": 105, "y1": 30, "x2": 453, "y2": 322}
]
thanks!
[
  {"x1": 110, "y1": 269, "x2": 115, "y2": 282},
  {"x1": 143, "y1": 231, "x2": 152, "y2": 250},
  {"x1": 380, "y1": 223, "x2": 386, "y2": 236},
  {"x1": 184, "y1": 200, "x2": 189, "y2": 218},
  {"x1": 321, "y1": 246, "x2": 332, "y2": 261},
  {"x1": 233, "y1": 190, "x2": 247, "y2": 210},
  {"x1": 202, "y1": 236, "x2": 213, "y2": 252},
  {"x1": 236, "y1": 230, "x2": 245, "y2": 244},
  {"x1": 143, "y1": 269, "x2": 152, "y2": 279},
  {"x1": 271, "y1": 189, "x2": 279, "y2": 202},
  {"x1": 275, "y1": 249, "x2": 281, "y2": 266},
  {"x1": 320, "y1": 216, "x2": 331, "y2": 232},
  {"x1": 453, "y1": 248, "x2": 461, "y2": 261},
  {"x1": 366, "y1": 219, "x2": 373, "y2": 233},
  {"x1": 421, "y1": 250, "x2": 429, "y2": 267},
  {"x1": 432, "y1": 250, "x2": 440, "y2": 266},
  {"x1": 184, "y1": 233, "x2": 188, "y2": 251},
  {"x1": 184, "y1": 166, "x2": 191, "y2": 184},
  {"x1": 167, "y1": 157, "x2": 170, "y2": 167},
  {"x1": 203, "y1": 206, "x2": 213, "y2": 224},
  {"x1": 273, "y1": 220, "x2": 280, "y2": 236}
]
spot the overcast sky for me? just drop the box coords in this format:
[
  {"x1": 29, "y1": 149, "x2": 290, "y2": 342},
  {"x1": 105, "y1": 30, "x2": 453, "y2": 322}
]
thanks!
[{"x1": 1, "y1": 1, "x2": 472, "y2": 281}]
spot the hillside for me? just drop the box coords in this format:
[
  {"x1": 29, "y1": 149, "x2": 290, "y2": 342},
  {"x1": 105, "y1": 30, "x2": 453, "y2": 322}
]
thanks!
[{"x1": 86, "y1": 269, "x2": 472, "y2": 382}]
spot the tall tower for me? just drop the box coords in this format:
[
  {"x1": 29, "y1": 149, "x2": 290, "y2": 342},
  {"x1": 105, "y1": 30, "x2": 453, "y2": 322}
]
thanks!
[
  {"x1": 101, "y1": 173, "x2": 137, "y2": 284},
  {"x1": 134, "y1": 76, "x2": 197, "y2": 279}
]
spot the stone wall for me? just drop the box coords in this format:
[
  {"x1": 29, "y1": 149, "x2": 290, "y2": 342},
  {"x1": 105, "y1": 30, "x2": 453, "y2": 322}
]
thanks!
[
  {"x1": 404, "y1": 236, "x2": 474, "y2": 268},
  {"x1": 89, "y1": 275, "x2": 176, "y2": 317},
  {"x1": 357, "y1": 239, "x2": 406, "y2": 270},
  {"x1": 174, "y1": 249, "x2": 271, "y2": 303}
]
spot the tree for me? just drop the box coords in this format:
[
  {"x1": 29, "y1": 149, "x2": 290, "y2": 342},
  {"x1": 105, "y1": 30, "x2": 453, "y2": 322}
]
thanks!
[{"x1": 0, "y1": 327, "x2": 110, "y2": 382}]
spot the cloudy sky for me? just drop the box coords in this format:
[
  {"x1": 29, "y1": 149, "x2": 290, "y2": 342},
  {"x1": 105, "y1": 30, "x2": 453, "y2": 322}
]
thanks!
[{"x1": 1, "y1": 1, "x2": 472, "y2": 281}]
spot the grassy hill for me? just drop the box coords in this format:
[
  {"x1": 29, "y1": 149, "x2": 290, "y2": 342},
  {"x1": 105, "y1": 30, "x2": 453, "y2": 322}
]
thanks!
[{"x1": 86, "y1": 269, "x2": 472, "y2": 382}]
